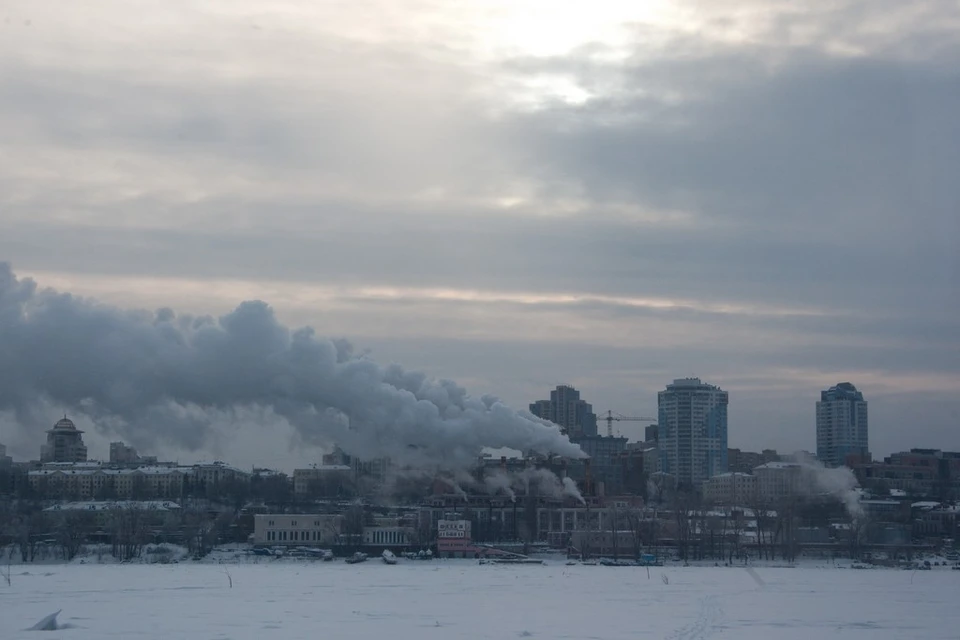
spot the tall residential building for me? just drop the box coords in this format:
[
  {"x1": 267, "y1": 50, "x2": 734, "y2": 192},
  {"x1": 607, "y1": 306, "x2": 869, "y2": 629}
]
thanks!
[
  {"x1": 658, "y1": 378, "x2": 728, "y2": 489},
  {"x1": 529, "y1": 385, "x2": 598, "y2": 438},
  {"x1": 816, "y1": 382, "x2": 868, "y2": 467},
  {"x1": 40, "y1": 416, "x2": 88, "y2": 463},
  {"x1": 0, "y1": 443, "x2": 12, "y2": 468}
]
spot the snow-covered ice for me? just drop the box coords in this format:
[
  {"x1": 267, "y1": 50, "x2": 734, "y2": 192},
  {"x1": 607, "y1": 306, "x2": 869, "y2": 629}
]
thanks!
[{"x1": 1, "y1": 561, "x2": 958, "y2": 639}]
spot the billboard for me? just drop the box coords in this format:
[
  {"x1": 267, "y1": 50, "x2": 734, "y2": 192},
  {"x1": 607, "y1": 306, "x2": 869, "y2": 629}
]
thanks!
[{"x1": 437, "y1": 519, "x2": 472, "y2": 552}]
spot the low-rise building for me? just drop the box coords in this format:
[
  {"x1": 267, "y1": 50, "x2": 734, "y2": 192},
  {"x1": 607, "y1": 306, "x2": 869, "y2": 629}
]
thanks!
[
  {"x1": 253, "y1": 514, "x2": 343, "y2": 546},
  {"x1": 702, "y1": 472, "x2": 757, "y2": 505},
  {"x1": 754, "y1": 462, "x2": 804, "y2": 502},
  {"x1": 27, "y1": 461, "x2": 248, "y2": 500}
]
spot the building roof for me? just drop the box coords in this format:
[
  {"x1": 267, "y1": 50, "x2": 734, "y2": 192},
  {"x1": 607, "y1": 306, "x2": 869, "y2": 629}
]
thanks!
[
  {"x1": 49, "y1": 416, "x2": 83, "y2": 433},
  {"x1": 753, "y1": 461, "x2": 803, "y2": 470},
  {"x1": 43, "y1": 500, "x2": 180, "y2": 512}
]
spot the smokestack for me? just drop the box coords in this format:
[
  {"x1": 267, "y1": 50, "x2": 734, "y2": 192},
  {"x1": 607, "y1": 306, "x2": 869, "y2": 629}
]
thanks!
[
  {"x1": 561, "y1": 459, "x2": 568, "y2": 478},
  {"x1": 500, "y1": 456, "x2": 507, "y2": 472}
]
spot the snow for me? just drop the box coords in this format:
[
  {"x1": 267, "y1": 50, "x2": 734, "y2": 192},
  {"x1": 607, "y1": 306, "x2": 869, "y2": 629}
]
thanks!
[{"x1": 1, "y1": 561, "x2": 958, "y2": 639}]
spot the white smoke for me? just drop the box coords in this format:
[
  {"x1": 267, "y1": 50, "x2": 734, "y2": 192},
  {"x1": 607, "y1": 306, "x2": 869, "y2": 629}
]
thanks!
[
  {"x1": 0, "y1": 264, "x2": 585, "y2": 471},
  {"x1": 483, "y1": 471, "x2": 517, "y2": 502},
  {"x1": 789, "y1": 452, "x2": 864, "y2": 521},
  {"x1": 562, "y1": 476, "x2": 586, "y2": 504},
  {"x1": 514, "y1": 468, "x2": 585, "y2": 504}
]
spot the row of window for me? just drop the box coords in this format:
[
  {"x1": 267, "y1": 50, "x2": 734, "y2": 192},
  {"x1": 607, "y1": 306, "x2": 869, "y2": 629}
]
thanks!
[{"x1": 265, "y1": 530, "x2": 326, "y2": 542}]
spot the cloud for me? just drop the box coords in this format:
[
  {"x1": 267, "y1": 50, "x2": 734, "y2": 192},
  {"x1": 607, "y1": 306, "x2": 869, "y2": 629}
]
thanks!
[{"x1": 0, "y1": 0, "x2": 957, "y2": 464}]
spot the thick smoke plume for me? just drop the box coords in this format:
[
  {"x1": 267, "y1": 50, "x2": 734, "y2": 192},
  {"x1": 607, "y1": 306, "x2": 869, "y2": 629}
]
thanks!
[
  {"x1": 0, "y1": 264, "x2": 584, "y2": 469},
  {"x1": 790, "y1": 452, "x2": 864, "y2": 521}
]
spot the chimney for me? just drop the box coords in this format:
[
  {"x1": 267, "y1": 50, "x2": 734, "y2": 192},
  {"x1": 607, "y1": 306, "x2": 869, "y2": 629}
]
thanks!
[
  {"x1": 500, "y1": 456, "x2": 507, "y2": 472},
  {"x1": 561, "y1": 459, "x2": 568, "y2": 478}
]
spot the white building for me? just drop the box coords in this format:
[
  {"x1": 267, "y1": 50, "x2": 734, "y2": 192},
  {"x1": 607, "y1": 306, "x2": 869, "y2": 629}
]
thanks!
[
  {"x1": 702, "y1": 472, "x2": 757, "y2": 505},
  {"x1": 754, "y1": 462, "x2": 804, "y2": 502},
  {"x1": 816, "y1": 382, "x2": 869, "y2": 467},
  {"x1": 362, "y1": 526, "x2": 413, "y2": 546},
  {"x1": 253, "y1": 514, "x2": 343, "y2": 545},
  {"x1": 658, "y1": 378, "x2": 729, "y2": 488}
]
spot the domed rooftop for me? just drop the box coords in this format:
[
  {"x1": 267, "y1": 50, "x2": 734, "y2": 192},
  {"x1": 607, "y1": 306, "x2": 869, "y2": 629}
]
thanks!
[{"x1": 53, "y1": 416, "x2": 77, "y2": 430}]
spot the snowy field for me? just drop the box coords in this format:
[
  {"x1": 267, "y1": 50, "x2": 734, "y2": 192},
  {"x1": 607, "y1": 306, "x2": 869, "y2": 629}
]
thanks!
[{"x1": 2, "y1": 561, "x2": 958, "y2": 639}]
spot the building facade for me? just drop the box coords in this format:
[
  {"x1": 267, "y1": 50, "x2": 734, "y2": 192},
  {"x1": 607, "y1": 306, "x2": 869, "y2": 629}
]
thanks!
[
  {"x1": 816, "y1": 382, "x2": 869, "y2": 467},
  {"x1": 293, "y1": 465, "x2": 353, "y2": 497},
  {"x1": 0, "y1": 443, "x2": 11, "y2": 468},
  {"x1": 754, "y1": 462, "x2": 804, "y2": 502},
  {"x1": 658, "y1": 378, "x2": 728, "y2": 489},
  {"x1": 253, "y1": 514, "x2": 343, "y2": 545},
  {"x1": 529, "y1": 385, "x2": 598, "y2": 438},
  {"x1": 853, "y1": 449, "x2": 960, "y2": 499},
  {"x1": 40, "y1": 417, "x2": 88, "y2": 463},
  {"x1": 702, "y1": 472, "x2": 757, "y2": 505},
  {"x1": 570, "y1": 435, "x2": 627, "y2": 494}
]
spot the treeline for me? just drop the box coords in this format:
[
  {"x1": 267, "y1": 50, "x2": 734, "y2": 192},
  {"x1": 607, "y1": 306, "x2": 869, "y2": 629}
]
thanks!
[{"x1": 0, "y1": 500, "x2": 247, "y2": 563}]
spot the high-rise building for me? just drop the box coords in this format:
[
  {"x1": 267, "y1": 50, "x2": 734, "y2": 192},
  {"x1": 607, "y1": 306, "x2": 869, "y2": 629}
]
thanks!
[
  {"x1": 0, "y1": 443, "x2": 12, "y2": 468},
  {"x1": 529, "y1": 385, "x2": 598, "y2": 438},
  {"x1": 658, "y1": 378, "x2": 728, "y2": 488},
  {"x1": 40, "y1": 416, "x2": 88, "y2": 463},
  {"x1": 644, "y1": 424, "x2": 659, "y2": 443},
  {"x1": 816, "y1": 382, "x2": 868, "y2": 467}
]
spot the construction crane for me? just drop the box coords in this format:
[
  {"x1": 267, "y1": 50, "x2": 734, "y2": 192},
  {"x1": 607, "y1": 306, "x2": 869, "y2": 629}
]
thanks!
[{"x1": 600, "y1": 410, "x2": 657, "y2": 437}]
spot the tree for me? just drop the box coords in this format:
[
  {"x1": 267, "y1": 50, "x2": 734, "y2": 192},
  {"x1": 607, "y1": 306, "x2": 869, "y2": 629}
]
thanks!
[
  {"x1": 674, "y1": 490, "x2": 697, "y2": 562},
  {"x1": 623, "y1": 508, "x2": 645, "y2": 561},
  {"x1": 109, "y1": 505, "x2": 148, "y2": 561},
  {"x1": 56, "y1": 511, "x2": 95, "y2": 560},
  {"x1": 749, "y1": 499, "x2": 773, "y2": 561}
]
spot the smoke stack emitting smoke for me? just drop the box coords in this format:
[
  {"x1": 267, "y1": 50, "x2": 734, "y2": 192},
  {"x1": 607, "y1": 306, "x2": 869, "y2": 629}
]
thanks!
[{"x1": 0, "y1": 264, "x2": 585, "y2": 470}]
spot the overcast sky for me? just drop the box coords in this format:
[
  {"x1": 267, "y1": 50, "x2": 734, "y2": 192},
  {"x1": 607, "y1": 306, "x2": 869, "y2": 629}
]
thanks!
[{"x1": 1, "y1": 0, "x2": 958, "y2": 470}]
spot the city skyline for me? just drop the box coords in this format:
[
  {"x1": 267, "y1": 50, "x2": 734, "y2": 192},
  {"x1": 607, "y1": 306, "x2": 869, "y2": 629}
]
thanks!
[
  {"x1": 1, "y1": 0, "x2": 958, "y2": 470},
  {"x1": 0, "y1": 373, "x2": 942, "y2": 473}
]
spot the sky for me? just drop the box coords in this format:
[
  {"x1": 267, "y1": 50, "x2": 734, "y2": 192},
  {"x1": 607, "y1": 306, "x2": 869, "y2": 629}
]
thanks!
[{"x1": 0, "y1": 0, "x2": 958, "y2": 471}]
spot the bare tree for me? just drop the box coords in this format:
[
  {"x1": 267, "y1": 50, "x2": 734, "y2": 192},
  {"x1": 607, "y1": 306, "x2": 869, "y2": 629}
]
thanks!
[
  {"x1": 674, "y1": 491, "x2": 697, "y2": 562},
  {"x1": 749, "y1": 498, "x2": 773, "y2": 561},
  {"x1": 56, "y1": 511, "x2": 95, "y2": 561},
  {"x1": 109, "y1": 505, "x2": 148, "y2": 561},
  {"x1": 623, "y1": 508, "x2": 645, "y2": 561}
]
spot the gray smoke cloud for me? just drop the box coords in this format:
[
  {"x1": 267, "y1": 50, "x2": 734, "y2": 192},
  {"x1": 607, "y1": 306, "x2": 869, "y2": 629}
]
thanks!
[{"x1": 0, "y1": 263, "x2": 584, "y2": 469}]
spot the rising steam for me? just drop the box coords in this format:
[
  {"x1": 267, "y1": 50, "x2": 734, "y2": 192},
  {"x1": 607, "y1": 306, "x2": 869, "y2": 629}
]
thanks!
[{"x1": 0, "y1": 264, "x2": 584, "y2": 469}]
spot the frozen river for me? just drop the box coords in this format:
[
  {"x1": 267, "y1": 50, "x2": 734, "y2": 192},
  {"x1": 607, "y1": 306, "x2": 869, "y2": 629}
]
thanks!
[{"x1": 1, "y1": 561, "x2": 957, "y2": 639}]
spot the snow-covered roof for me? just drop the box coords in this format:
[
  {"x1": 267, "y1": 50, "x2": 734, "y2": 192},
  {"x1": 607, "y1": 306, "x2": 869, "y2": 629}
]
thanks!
[
  {"x1": 44, "y1": 500, "x2": 181, "y2": 512},
  {"x1": 29, "y1": 466, "x2": 184, "y2": 477},
  {"x1": 912, "y1": 501, "x2": 941, "y2": 509},
  {"x1": 754, "y1": 461, "x2": 801, "y2": 470}
]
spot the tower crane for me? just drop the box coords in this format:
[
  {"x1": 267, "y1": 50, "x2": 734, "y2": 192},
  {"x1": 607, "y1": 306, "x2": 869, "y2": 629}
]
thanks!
[{"x1": 600, "y1": 410, "x2": 657, "y2": 437}]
